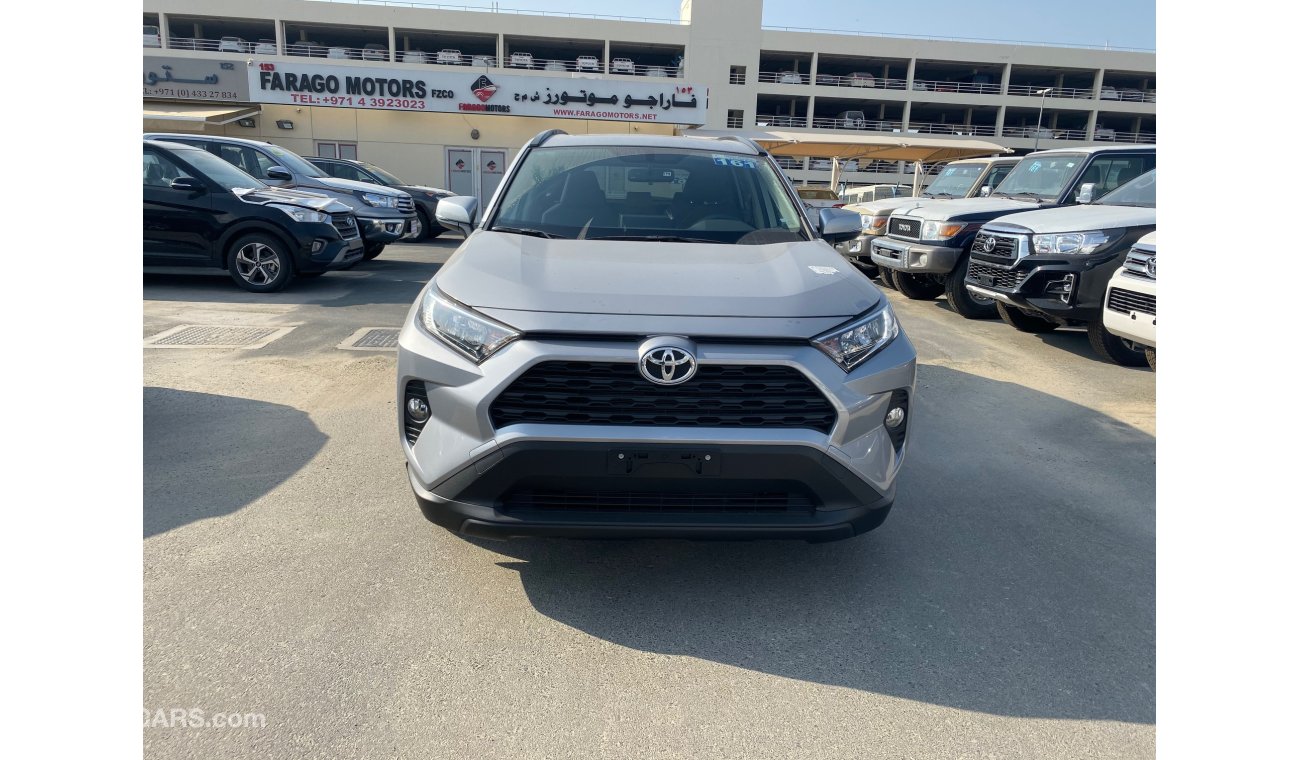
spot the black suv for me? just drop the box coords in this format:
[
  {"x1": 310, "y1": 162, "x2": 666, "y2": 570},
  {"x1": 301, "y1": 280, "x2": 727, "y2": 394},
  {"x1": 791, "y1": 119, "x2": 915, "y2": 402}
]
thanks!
[
  {"x1": 308, "y1": 157, "x2": 452, "y2": 242},
  {"x1": 144, "y1": 140, "x2": 364, "y2": 292},
  {"x1": 143, "y1": 133, "x2": 415, "y2": 260}
]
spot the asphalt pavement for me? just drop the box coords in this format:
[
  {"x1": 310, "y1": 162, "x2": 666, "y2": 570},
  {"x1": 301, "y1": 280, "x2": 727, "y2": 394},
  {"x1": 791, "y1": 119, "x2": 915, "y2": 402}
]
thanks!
[{"x1": 144, "y1": 241, "x2": 1155, "y2": 759}]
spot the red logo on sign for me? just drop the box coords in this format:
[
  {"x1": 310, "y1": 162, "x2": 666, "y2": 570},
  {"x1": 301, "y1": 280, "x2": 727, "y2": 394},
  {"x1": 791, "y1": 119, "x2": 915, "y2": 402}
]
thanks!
[
  {"x1": 454, "y1": 159, "x2": 466, "y2": 170},
  {"x1": 260, "y1": 63, "x2": 275, "y2": 71},
  {"x1": 470, "y1": 75, "x2": 498, "y2": 103},
  {"x1": 486, "y1": 161, "x2": 497, "y2": 171}
]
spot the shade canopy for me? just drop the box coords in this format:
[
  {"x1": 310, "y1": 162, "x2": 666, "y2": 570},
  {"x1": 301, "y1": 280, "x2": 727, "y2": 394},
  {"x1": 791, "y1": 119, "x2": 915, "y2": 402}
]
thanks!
[
  {"x1": 683, "y1": 128, "x2": 1011, "y2": 163},
  {"x1": 143, "y1": 103, "x2": 261, "y2": 125}
]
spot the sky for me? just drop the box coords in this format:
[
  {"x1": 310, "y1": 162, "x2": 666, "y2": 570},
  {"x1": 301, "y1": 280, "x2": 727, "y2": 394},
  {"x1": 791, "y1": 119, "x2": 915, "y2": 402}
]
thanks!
[{"x1": 452, "y1": 0, "x2": 1155, "y2": 51}]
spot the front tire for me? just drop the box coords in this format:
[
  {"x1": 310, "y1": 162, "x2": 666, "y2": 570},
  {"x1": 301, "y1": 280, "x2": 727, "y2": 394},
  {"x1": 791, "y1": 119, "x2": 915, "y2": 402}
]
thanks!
[
  {"x1": 408, "y1": 209, "x2": 430, "y2": 243},
  {"x1": 363, "y1": 242, "x2": 386, "y2": 260},
  {"x1": 878, "y1": 268, "x2": 897, "y2": 289},
  {"x1": 227, "y1": 234, "x2": 293, "y2": 292},
  {"x1": 946, "y1": 256, "x2": 998, "y2": 319},
  {"x1": 1145, "y1": 347, "x2": 1156, "y2": 370},
  {"x1": 996, "y1": 302, "x2": 1059, "y2": 333},
  {"x1": 893, "y1": 272, "x2": 945, "y2": 300},
  {"x1": 1087, "y1": 320, "x2": 1148, "y2": 366}
]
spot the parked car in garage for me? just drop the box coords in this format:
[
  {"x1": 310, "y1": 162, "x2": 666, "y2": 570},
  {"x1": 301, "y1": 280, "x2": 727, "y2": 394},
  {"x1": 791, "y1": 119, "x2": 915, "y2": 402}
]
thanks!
[
  {"x1": 777, "y1": 71, "x2": 805, "y2": 84},
  {"x1": 964, "y1": 169, "x2": 1157, "y2": 366},
  {"x1": 362, "y1": 43, "x2": 388, "y2": 61},
  {"x1": 611, "y1": 57, "x2": 635, "y2": 74},
  {"x1": 144, "y1": 133, "x2": 416, "y2": 260},
  {"x1": 327, "y1": 46, "x2": 350, "y2": 59},
  {"x1": 644, "y1": 65, "x2": 669, "y2": 77},
  {"x1": 288, "y1": 40, "x2": 325, "y2": 57},
  {"x1": 847, "y1": 72, "x2": 875, "y2": 87},
  {"x1": 218, "y1": 36, "x2": 247, "y2": 53},
  {"x1": 471, "y1": 54, "x2": 495, "y2": 67},
  {"x1": 796, "y1": 186, "x2": 845, "y2": 212},
  {"x1": 401, "y1": 130, "x2": 911, "y2": 541},
  {"x1": 144, "y1": 25, "x2": 161, "y2": 47},
  {"x1": 576, "y1": 55, "x2": 601, "y2": 71},
  {"x1": 143, "y1": 140, "x2": 363, "y2": 291},
  {"x1": 869, "y1": 144, "x2": 1155, "y2": 318},
  {"x1": 1101, "y1": 231, "x2": 1157, "y2": 369},
  {"x1": 543, "y1": 60, "x2": 567, "y2": 72},
  {"x1": 402, "y1": 50, "x2": 428, "y2": 64},
  {"x1": 254, "y1": 39, "x2": 278, "y2": 55},
  {"x1": 509, "y1": 52, "x2": 534, "y2": 68},
  {"x1": 437, "y1": 49, "x2": 464, "y2": 65},
  {"x1": 309, "y1": 156, "x2": 451, "y2": 242}
]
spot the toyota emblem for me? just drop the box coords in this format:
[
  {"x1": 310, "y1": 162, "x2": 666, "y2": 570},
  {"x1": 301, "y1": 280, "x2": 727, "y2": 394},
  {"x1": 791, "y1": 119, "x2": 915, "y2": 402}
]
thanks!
[
  {"x1": 639, "y1": 346, "x2": 698, "y2": 385},
  {"x1": 976, "y1": 235, "x2": 996, "y2": 253}
]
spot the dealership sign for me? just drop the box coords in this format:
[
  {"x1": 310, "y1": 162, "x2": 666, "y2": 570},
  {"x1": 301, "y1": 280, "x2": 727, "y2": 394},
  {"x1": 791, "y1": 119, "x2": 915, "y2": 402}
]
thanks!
[
  {"x1": 144, "y1": 56, "x2": 251, "y2": 102},
  {"x1": 247, "y1": 61, "x2": 707, "y2": 125}
]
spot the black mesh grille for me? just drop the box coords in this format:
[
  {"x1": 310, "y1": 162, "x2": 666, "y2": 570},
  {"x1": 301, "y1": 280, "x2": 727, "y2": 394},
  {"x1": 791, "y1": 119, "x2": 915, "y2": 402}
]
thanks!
[
  {"x1": 489, "y1": 362, "x2": 837, "y2": 433},
  {"x1": 403, "y1": 380, "x2": 430, "y2": 445},
  {"x1": 502, "y1": 488, "x2": 815, "y2": 514},
  {"x1": 331, "y1": 213, "x2": 360, "y2": 240},
  {"x1": 971, "y1": 232, "x2": 1021, "y2": 263},
  {"x1": 888, "y1": 216, "x2": 921, "y2": 239},
  {"x1": 1107, "y1": 288, "x2": 1156, "y2": 316},
  {"x1": 966, "y1": 260, "x2": 1028, "y2": 290}
]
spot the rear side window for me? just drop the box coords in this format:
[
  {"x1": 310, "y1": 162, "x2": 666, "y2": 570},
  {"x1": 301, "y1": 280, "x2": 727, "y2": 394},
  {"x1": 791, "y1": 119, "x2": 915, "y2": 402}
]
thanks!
[
  {"x1": 324, "y1": 162, "x2": 366, "y2": 182},
  {"x1": 986, "y1": 165, "x2": 1014, "y2": 191},
  {"x1": 1073, "y1": 154, "x2": 1156, "y2": 201}
]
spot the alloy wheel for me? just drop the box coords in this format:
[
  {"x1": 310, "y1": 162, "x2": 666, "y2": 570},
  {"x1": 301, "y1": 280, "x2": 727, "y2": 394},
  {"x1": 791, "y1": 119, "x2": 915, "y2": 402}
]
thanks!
[{"x1": 234, "y1": 243, "x2": 282, "y2": 285}]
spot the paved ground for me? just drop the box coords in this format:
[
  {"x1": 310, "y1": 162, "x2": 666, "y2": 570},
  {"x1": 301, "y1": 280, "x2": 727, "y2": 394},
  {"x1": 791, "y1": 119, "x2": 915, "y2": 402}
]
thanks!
[{"x1": 143, "y1": 242, "x2": 1155, "y2": 759}]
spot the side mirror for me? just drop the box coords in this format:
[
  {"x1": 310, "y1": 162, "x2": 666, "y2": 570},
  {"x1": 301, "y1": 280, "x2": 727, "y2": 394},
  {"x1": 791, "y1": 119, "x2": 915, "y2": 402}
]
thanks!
[
  {"x1": 169, "y1": 177, "x2": 206, "y2": 193},
  {"x1": 978, "y1": 186, "x2": 991, "y2": 197},
  {"x1": 435, "y1": 195, "x2": 479, "y2": 237},
  {"x1": 266, "y1": 166, "x2": 292, "y2": 182},
  {"x1": 818, "y1": 207, "x2": 861, "y2": 245},
  {"x1": 1076, "y1": 182, "x2": 1096, "y2": 205}
]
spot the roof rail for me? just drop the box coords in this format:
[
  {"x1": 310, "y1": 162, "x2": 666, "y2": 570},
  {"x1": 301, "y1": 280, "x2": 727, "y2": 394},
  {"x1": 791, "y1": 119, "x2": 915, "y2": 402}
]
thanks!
[
  {"x1": 710, "y1": 134, "x2": 767, "y2": 156},
  {"x1": 529, "y1": 129, "x2": 568, "y2": 147}
]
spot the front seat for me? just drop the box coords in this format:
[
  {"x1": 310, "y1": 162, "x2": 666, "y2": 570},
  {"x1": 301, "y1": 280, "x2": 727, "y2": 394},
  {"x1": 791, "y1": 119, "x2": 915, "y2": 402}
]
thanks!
[{"x1": 540, "y1": 170, "x2": 616, "y2": 230}]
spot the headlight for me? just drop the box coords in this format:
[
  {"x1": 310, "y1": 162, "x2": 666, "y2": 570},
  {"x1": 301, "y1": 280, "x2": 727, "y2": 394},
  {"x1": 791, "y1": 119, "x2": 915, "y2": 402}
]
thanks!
[
  {"x1": 863, "y1": 215, "x2": 889, "y2": 233},
  {"x1": 920, "y1": 220, "x2": 966, "y2": 241},
  {"x1": 1032, "y1": 230, "x2": 1111, "y2": 255},
  {"x1": 418, "y1": 290, "x2": 520, "y2": 363},
  {"x1": 265, "y1": 203, "x2": 329, "y2": 224},
  {"x1": 811, "y1": 303, "x2": 900, "y2": 371},
  {"x1": 361, "y1": 192, "x2": 400, "y2": 208}
]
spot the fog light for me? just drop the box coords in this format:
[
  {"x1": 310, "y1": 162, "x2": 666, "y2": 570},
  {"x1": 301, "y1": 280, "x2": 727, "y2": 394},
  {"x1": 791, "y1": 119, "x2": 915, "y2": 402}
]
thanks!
[
  {"x1": 387, "y1": 222, "x2": 402, "y2": 233},
  {"x1": 1045, "y1": 274, "x2": 1076, "y2": 303},
  {"x1": 885, "y1": 407, "x2": 906, "y2": 428},
  {"x1": 406, "y1": 397, "x2": 430, "y2": 423},
  {"x1": 311, "y1": 239, "x2": 325, "y2": 253}
]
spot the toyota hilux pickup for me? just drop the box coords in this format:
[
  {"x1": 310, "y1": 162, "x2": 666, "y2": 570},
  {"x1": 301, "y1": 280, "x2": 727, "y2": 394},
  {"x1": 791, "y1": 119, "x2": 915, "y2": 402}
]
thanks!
[
  {"x1": 869, "y1": 145, "x2": 1155, "y2": 318},
  {"x1": 964, "y1": 169, "x2": 1156, "y2": 366},
  {"x1": 839, "y1": 156, "x2": 1019, "y2": 284},
  {"x1": 1101, "y1": 231, "x2": 1157, "y2": 369}
]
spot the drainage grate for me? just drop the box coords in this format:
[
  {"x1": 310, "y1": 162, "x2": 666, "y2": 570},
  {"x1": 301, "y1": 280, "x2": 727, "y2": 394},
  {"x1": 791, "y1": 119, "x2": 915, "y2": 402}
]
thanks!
[
  {"x1": 338, "y1": 327, "x2": 401, "y2": 351},
  {"x1": 144, "y1": 324, "x2": 296, "y2": 349}
]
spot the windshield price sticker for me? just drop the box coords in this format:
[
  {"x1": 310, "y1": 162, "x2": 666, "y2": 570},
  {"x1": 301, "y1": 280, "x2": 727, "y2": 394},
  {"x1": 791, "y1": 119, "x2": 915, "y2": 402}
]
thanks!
[{"x1": 712, "y1": 155, "x2": 756, "y2": 168}]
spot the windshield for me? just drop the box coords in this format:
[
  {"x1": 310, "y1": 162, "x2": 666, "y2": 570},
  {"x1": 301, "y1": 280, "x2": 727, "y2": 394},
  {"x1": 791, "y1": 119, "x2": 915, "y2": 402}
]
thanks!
[
  {"x1": 360, "y1": 162, "x2": 405, "y2": 186},
  {"x1": 923, "y1": 164, "x2": 985, "y2": 197},
  {"x1": 263, "y1": 144, "x2": 327, "y2": 178},
  {"x1": 1098, "y1": 168, "x2": 1156, "y2": 207},
  {"x1": 177, "y1": 148, "x2": 266, "y2": 192},
  {"x1": 797, "y1": 188, "x2": 840, "y2": 200},
  {"x1": 489, "y1": 145, "x2": 809, "y2": 244},
  {"x1": 993, "y1": 154, "x2": 1084, "y2": 199}
]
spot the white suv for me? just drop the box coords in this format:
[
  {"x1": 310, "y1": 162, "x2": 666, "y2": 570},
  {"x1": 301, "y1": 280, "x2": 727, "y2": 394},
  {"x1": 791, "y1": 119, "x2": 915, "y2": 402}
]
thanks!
[{"x1": 1102, "y1": 231, "x2": 1157, "y2": 369}]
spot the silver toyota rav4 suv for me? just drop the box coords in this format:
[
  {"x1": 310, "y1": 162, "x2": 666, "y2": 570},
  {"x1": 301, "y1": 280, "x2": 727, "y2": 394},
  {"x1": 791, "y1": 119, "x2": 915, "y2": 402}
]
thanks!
[{"x1": 398, "y1": 131, "x2": 917, "y2": 541}]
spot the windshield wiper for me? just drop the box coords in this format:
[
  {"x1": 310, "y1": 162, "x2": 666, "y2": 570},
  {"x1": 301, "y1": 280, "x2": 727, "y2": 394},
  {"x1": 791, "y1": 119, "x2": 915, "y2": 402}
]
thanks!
[
  {"x1": 924, "y1": 192, "x2": 957, "y2": 199},
  {"x1": 589, "y1": 234, "x2": 716, "y2": 243},
  {"x1": 489, "y1": 226, "x2": 562, "y2": 239}
]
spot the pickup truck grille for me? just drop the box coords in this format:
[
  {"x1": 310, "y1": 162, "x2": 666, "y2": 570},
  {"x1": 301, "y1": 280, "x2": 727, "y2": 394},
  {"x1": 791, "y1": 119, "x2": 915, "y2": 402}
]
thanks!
[
  {"x1": 1121, "y1": 245, "x2": 1156, "y2": 281},
  {"x1": 396, "y1": 196, "x2": 415, "y2": 213},
  {"x1": 490, "y1": 361, "x2": 837, "y2": 433},
  {"x1": 971, "y1": 231, "x2": 1022, "y2": 263},
  {"x1": 331, "y1": 213, "x2": 361, "y2": 240},
  {"x1": 966, "y1": 260, "x2": 1028, "y2": 290},
  {"x1": 1107, "y1": 288, "x2": 1156, "y2": 316},
  {"x1": 888, "y1": 216, "x2": 922, "y2": 240}
]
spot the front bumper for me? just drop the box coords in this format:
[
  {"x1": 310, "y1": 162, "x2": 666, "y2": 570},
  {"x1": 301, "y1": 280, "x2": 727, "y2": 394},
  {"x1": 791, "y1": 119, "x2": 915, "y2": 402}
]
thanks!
[
  {"x1": 837, "y1": 232, "x2": 883, "y2": 260},
  {"x1": 293, "y1": 223, "x2": 365, "y2": 272},
  {"x1": 359, "y1": 213, "x2": 418, "y2": 244},
  {"x1": 965, "y1": 250, "x2": 1127, "y2": 323},
  {"x1": 398, "y1": 315, "x2": 916, "y2": 540},
  {"x1": 1102, "y1": 273, "x2": 1157, "y2": 347},
  {"x1": 870, "y1": 237, "x2": 963, "y2": 274}
]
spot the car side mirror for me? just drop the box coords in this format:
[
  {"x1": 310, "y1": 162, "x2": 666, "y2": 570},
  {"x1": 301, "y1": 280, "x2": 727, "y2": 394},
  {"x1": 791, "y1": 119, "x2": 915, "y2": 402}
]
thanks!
[
  {"x1": 818, "y1": 207, "x2": 861, "y2": 245},
  {"x1": 169, "y1": 177, "x2": 206, "y2": 193},
  {"x1": 979, "y1": 186, "x2": 991, "y2": 197},
  {"x1": 1076, "y1": 182, "x2": 1096, "y2": 205},
  {"x1": 435, "y1": 195, "x2": 479, "y2": 237},
  {"x1": 266, "y1": 166, "x2": 292, "y2": 182}
]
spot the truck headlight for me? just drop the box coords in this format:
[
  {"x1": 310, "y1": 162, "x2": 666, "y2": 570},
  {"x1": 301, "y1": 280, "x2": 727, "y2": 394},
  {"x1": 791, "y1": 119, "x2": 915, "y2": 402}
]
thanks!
[
  {"x1": 1033, "y1": 230, "x2": 1111, "y2": 255},
  {"x1": 418, "y1": 290, "x2": 520, "y2": 363},
  {"x1": 361, "y1": 192, "x2": 400, "y2": 208},
  {"x1": 920, "y1": 221, "x2": 966, "y2": 241},
  {"x1": 266, "y1": 203, "x2": 329, "y2": 224},
  {"x1": 863, "y1": 215, "x2": 889, "y2": 233},
  {"x1": 811, "y1": 303, "x2": 899, "y2": 371}
]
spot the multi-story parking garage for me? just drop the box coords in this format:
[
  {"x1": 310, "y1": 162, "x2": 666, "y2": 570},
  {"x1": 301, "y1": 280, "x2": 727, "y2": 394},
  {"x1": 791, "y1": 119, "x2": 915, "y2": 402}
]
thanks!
[{"x1": 143, "y1": 0, "x2": 1155, "y2": 197}]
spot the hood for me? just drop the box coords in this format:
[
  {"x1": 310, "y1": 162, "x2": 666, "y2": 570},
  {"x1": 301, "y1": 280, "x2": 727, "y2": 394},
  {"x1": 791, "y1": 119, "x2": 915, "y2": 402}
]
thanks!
[
  {"x1": 988, "y1": 203, "x2": 1156, "y2": 234},
  {"x1": 1134, "y1": 230, "x2": 1156, "y2": 249},
  {"x1": 236, "y1": 186, "x2": 350, "y2": 214},
  {"x1": 435, "y1": 233, "x2": 881, "y2": 321},
  {"x1": 312, "y1": 175, "x2": 408, "y2": 198},
  {"x1": 896, "y1": 197, "x2": 1042, "y2": 221},
  {"x1": 844, "y1": 197, "x2": 920, "y2": 216},
  {"x1": 401, "y1": 184, "x2": 451, "y2": 196}
]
